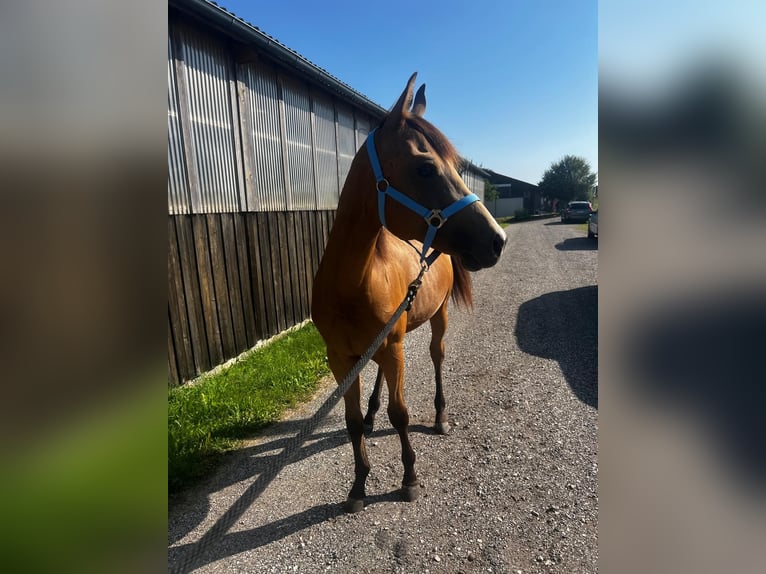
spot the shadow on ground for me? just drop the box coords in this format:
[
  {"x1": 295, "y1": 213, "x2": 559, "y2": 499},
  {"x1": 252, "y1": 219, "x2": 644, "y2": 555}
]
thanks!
[
  {"x1": 626, "y1": 287, "x2": 766, "y2": 488},
  {"x1": 555, "y1": 236, "x2": 597, "y2": 251},
  {"x1": 168, "y1": 488, "x2": 407, "y2": 572},
  {"x1": 515, "y1": 286, "x2": 598, "y2": 407},
  {"x1": 168, "y1": 424, "x2": 348, "y2": 545},
  {"x1": 168, "y1": 404, "x2": 438, "y2": 573}
]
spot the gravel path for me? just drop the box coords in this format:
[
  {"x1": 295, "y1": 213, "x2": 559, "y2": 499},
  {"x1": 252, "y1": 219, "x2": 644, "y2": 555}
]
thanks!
[{"x1": 169, "y1": 217, "x2": 598, "y2": 573}]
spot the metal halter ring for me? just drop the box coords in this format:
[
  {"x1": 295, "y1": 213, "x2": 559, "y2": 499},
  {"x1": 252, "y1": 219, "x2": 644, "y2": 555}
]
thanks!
[
  {"x1": 425, "y1": 209, "x2": 446, "y2": 229},
  {"x1": 376, "y1": 178, "x2": 390, "y2": 193}
]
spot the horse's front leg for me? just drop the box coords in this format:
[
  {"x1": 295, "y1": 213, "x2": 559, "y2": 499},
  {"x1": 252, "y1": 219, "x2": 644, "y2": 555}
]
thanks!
[
  {"x1": 379, "y1": 341, "x2": 420, "y2": 502},
  {"x1": 328, "y1": 352, "x2": 370, "y2": 513}
]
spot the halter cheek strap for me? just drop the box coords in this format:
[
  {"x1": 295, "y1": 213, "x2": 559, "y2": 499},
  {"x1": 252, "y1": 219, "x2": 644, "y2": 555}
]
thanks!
[{"x1": 366, "y1": 128, "x2": 480, "y2": 266}]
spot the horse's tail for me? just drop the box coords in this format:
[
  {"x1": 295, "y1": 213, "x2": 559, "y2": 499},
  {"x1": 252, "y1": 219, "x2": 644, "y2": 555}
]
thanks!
[{"x1": 450, "y1": 256, "x2": 473, "y2": 309}]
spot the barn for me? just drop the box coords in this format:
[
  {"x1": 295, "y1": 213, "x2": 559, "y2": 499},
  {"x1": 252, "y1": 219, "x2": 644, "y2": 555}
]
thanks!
[
  {"x1": 167, "y1": 0, "x2": 489, "y2": 384},
  {"x1": 484, "y1": 169, "x2": 543, "y2": 217}
]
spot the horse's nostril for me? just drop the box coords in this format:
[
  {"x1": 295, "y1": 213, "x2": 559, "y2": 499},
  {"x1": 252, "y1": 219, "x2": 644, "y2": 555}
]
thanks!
[{"x1": 492, "y1": 233, "x2": 506, "y2": 258}]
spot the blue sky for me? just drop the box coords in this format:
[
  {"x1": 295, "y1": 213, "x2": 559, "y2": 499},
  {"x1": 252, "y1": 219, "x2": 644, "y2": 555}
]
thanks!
[{"x1": 218, "y1": 0, "x2": 597, "y2": 185}]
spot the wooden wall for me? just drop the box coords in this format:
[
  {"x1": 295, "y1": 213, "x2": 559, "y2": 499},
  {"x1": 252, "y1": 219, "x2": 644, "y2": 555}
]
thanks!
[{"x1": 167, "y1": 210, "x2": 335, "y2": 384}]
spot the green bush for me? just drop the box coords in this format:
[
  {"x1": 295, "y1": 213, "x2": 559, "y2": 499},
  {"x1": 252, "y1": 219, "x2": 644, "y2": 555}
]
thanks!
[{"x1": 514, "y1": 208, "x2": 530, "y2": 220}]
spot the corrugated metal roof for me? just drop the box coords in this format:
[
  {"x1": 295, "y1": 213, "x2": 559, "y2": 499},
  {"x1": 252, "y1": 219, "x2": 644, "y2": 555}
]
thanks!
[{"x1": 169, "y1": 0, "x2": 387, "y2": 119}]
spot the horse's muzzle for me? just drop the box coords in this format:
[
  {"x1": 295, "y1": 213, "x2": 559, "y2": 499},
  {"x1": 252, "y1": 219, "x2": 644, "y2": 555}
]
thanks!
[{"x1": 459, "y1": 227, "x2": 506, "y2": 271}]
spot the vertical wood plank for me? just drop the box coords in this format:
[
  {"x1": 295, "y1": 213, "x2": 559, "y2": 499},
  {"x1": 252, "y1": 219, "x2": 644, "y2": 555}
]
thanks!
[
  {"x1": 168, "y1": 217, "x2": 196, "y2": 381},
  {"x1": 308, "y1": 210, "x2": 320, "y2": 280},
  {"x1": 288, "y1": 214, "x2": 301, "y2": 326},
  {"x1": 175, "y1": 215, "x2": 211, "y2": 373},
  {"x1": 269, "y1": 212, "x2": 287, "y2": 332},
  {"x1": 234, "y1": 213, "x2": 258, "y2": 346},
  {"x1": 276, "y1": 211, "x2": 295, "y2": 325},
  {"x1": 302, "y1": 211, "x2": 317, "y2": 310},
  {"x1": 290, "y1": 211, "x2": 307, "y2": 322},
  {"x1": 168, "y1": 311, "x2": 180, "y2": 385},
  {"x1": 291, "y1": 211, "x2": 308, "y2": 319},
  {"x1": 255, "y1": 212, "x2": 279, "y2": 337},
  {"x1": 247, "y1": 213, "x2": 271, "y2": 341},
  {"x1": 320, "y1": 211, "x2": 332, "y2": 260},
  {"x1": 192, "y1": 215, "x2": 224, "y2": 366},
  {"x1": 221, "y1": 214, "x2": 248, "y2": 353},
  {"x1": 206, "y1": 213, "x2": 236, "y2": 359}
]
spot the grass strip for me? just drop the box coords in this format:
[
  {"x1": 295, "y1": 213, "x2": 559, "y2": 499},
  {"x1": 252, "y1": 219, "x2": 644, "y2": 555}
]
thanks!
[{"x1": 168, "y1": 322, "x2": 329, "y2": 492}]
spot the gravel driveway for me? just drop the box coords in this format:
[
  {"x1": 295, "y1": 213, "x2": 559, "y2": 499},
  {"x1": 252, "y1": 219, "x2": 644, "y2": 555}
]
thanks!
[{"x1": 169, "y1": 217, "x2": 598, "y2": 573}]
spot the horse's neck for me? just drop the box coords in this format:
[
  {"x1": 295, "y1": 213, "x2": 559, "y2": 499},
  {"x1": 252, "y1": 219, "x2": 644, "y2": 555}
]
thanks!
[{"x1": 322, "y1": 157, "x2": 382, "y2": 285}]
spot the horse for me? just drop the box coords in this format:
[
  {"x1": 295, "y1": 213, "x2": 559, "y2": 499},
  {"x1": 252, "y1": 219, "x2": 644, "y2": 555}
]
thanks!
[{"x1": 311, "y1": 73, "x2": 506, "y2": 513}]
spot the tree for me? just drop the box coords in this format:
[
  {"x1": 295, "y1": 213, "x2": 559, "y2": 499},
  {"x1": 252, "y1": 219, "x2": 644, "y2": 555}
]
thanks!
[
  {"x1": 483, "y1": 180, "x2": 499, "y2": 215},
  {"x1": 484, "y1": 180, "x2": 499, "y2": 202},
  {"x1": 538, "y1": 155, "x2": 597, "y2": 204}
]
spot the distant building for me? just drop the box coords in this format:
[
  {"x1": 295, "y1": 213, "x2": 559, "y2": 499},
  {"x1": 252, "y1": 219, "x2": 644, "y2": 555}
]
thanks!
[{"x1": 483, "y1": 169, "x2": 543, "y2": 216}]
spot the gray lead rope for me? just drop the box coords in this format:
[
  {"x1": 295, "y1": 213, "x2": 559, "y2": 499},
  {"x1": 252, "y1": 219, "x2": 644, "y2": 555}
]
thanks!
[
  {"x1": 171, "y1": 267, "x2": 427, "y2": 574},
  {"x1": 333, "y1": 264, "x2": 427, "y2": 397}
]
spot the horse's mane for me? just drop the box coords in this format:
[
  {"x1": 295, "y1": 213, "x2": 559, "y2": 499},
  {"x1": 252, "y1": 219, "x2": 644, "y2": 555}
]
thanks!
[
  {"x1": 373, "y1": 113, "x2": 463, "y2": 172},
  {"x1": 450, "y1": 257, "x2": 473, "y2": 309},
  {"x1": 404, "y1": 115, "x2": 462, "y2": 171}
]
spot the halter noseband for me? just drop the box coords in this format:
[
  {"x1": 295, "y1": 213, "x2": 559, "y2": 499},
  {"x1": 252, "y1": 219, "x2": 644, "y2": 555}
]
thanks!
[{"x1": 366, "y1": 128, "x2": 480, "y2": 266}]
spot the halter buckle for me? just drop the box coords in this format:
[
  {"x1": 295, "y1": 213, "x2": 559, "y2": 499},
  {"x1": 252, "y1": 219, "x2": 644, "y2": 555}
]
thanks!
[
  {"x1": 425, "y1": 209, "x2": 446, "y2": 229},
  {"x1": 376, "y1": 178, "x2": 390, "y2": 193}
]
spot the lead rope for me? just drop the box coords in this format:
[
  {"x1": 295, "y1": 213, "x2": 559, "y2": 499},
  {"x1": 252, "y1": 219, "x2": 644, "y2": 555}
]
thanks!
[{"x1": 171, "y1": 266, "x2": 429, "y2": 574}]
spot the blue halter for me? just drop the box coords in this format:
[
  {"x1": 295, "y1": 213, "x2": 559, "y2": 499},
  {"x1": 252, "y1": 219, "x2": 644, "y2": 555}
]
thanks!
[{"x1": 366, "y1": 128, "x2": 480, "y2": 266}]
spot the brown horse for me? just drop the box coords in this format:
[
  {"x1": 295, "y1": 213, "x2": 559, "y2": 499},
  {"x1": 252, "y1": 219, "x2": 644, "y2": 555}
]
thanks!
[{"x1": 311, "y1": 73, "x2": 506, "y2": 513}]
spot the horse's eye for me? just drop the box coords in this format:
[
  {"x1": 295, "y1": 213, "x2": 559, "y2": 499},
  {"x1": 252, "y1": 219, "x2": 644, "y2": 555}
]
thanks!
[{"x1": 417, "y1": 163, "x2": 436, "y2": 178}]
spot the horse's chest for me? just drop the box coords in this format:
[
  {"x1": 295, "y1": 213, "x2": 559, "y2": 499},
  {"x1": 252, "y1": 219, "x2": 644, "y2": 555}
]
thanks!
[{"x1": 320, "y1": 297, "x2": 395, "y2": 354}]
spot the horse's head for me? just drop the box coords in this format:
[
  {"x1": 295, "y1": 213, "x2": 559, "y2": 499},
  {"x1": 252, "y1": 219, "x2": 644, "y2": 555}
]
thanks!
[{"x1": 371, "y1": 73, "x2": 506, "y2": 271}]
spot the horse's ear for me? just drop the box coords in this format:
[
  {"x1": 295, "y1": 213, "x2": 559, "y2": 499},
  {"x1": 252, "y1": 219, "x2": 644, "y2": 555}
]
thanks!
[
  {"x1": 386, "y1": 72, "x2": 418, "y2": 126},
  {"x1": 411, "y1": 84, "x2": 426, "y2": 117}
]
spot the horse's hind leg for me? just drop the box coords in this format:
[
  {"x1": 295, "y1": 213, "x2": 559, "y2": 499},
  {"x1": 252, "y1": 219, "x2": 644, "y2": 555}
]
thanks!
[
  {"x1": 430, "y1": 302, "x2": 451, "y2": 435},
  {"x1": 328, "y1": 351, "x2": 370, "y2": 513},
  {"x1": 379, "y1": 342, "x2": 420, "y2": 502},
  {"x1": 363, "y1": 367, "x2": 384, "y2": 435}
]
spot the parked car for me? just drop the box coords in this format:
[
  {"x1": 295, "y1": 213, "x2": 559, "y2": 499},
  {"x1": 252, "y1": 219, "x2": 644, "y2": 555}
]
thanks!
[
  {"x1": 561, "y1": 201, "x2": 593, "y2": 223},
  {"x1": 587, "y1": 210, "x2": 598, "y2": 239}
]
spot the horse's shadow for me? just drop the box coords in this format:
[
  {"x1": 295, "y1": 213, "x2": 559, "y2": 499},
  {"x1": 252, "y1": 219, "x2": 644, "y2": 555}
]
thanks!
[
  {"x1": 515, "y1": 286, "x2": 598, "y2": 407},
  {"x1": 168, "y1": 489, "x2": 404, "y2": 572},
  {"x1": 169, "y1": 420, "x2": 345, "y2": 540},
  {"x1": 168, "y1": 404, "x2": 437, "y2": 572}
]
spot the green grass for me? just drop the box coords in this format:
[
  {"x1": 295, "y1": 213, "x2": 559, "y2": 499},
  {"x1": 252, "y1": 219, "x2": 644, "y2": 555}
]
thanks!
[{"x1": 168, "y1": 322, "x2": 330, "y2": 492}]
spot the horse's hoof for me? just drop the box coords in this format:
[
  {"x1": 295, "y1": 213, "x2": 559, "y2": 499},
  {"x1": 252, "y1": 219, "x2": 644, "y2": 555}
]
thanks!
[
  {"x1": 344, "y1": 497, "x2": 365, "y2": 513},
  {"x1": 400, "y1": 483, "x2": 421, "y2": 502},
  {"x1": 363, "y1": 422, "x2": 374, "y2": 436},
  {"x1": 435, "y1": 421, "x2": 451, "y2": 435}
]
